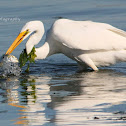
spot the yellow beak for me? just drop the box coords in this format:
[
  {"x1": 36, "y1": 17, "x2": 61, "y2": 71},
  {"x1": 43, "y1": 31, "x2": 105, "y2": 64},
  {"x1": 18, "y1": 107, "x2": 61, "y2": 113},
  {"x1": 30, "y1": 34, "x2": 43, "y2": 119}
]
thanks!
[{"x1": 6, "y1": 30, "x2": 29, "y2": 55}]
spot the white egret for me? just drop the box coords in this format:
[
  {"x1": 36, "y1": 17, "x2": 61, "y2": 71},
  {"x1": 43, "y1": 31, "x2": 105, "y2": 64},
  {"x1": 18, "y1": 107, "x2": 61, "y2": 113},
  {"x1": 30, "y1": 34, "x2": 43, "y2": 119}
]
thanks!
[{"x1": 5, "y1": 19, "x2": 126, "y2": 71}]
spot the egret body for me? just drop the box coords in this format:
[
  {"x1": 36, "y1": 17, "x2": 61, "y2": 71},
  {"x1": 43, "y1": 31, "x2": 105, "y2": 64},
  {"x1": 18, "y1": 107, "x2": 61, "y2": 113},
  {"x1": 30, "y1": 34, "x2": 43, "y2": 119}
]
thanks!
[{"x1": 5, "y1": 19, "x2": 126, "y2": 71}]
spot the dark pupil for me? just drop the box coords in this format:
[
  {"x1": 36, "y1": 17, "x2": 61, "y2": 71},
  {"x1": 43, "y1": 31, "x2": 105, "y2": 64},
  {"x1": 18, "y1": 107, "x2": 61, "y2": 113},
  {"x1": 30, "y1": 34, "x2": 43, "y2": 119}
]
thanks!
[{"x1": 25, "y1": 30, "x2": 29, "y2": 35}]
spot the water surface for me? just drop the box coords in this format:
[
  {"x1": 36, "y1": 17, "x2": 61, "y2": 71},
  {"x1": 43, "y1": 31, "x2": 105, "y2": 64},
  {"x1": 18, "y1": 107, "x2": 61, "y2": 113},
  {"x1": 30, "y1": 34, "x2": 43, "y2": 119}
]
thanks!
[{"x1": 1, "y1": 0, "x2": 126, "y2": 126}]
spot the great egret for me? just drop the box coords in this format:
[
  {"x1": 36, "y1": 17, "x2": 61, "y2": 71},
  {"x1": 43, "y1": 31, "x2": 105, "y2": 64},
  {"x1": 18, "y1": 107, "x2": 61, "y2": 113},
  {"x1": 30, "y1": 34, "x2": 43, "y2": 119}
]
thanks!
[{"x1": 5, "y1": 19, "x2": 126, "y2": 71}]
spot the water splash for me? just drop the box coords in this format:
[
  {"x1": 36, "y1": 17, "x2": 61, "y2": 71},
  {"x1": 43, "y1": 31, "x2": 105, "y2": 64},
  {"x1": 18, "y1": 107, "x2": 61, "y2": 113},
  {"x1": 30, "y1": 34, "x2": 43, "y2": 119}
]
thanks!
[{"x1": 0, "y1": 54, "x2": 21, "y2": 77}]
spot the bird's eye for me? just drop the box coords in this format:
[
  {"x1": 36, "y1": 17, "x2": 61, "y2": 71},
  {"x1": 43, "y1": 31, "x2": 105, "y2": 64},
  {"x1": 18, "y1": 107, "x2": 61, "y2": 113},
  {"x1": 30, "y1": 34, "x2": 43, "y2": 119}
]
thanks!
[
  {"x1": 26, "y1": 29, "x2": 29, "y2": 33},
  {"x1": 25, "y1": 29, "x2": 29, "y2": 35}
]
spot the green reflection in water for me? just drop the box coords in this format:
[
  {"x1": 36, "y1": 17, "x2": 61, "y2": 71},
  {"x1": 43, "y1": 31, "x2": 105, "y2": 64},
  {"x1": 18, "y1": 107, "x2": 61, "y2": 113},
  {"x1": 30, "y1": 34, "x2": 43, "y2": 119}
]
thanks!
[{"x1": 20, "y1": 78, "x2": 36, "y2": 103}]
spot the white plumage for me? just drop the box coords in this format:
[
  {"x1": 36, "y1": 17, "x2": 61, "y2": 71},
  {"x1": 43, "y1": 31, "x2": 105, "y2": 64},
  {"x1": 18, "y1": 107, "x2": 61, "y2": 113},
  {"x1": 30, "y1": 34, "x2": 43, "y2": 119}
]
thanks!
[{"x1": 6, "y1": 19, "x2": 126, "y2": 71}]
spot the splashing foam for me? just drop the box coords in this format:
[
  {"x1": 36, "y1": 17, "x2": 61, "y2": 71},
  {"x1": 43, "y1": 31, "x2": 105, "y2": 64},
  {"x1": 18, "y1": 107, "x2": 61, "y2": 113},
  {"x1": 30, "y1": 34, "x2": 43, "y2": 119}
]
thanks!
[{"x1": 0, "y1": 54, "x2": 21, "y2": 77}]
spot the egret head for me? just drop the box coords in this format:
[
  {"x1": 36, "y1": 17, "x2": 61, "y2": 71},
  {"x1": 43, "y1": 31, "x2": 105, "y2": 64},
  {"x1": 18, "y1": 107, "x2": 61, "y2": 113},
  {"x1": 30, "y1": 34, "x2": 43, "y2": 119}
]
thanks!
[{"x1": 6, "y1": 21, "x2": 44, "y2": 55}]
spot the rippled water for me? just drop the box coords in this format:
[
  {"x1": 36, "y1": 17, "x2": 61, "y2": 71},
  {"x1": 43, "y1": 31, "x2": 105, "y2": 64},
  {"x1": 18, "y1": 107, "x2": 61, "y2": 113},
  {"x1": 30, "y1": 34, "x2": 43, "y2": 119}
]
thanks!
[{"x1": 1, "y1": 0, "x2": 126, "y2": 126}]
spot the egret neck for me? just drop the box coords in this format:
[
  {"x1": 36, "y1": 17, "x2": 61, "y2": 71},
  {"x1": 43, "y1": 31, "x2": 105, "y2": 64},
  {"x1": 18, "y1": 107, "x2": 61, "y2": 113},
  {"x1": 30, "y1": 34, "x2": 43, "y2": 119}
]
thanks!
[{"x1": 35, "y1": 42, "x2": 50, "y2": 60}]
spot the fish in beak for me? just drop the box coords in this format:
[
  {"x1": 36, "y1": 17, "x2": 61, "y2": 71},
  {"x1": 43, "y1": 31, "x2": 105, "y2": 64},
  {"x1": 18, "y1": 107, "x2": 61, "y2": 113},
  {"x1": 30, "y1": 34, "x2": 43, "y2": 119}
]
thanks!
[{"x1": 5, "y1": 30, "x2": 29, "y2": 55}]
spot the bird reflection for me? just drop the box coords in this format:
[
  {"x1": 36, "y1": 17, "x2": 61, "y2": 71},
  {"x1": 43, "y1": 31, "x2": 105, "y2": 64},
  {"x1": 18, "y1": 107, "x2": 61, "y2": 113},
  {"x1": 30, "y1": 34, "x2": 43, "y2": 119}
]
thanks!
[{"x1": 0, "y1": 69, "x2": 126, "y2": 125}]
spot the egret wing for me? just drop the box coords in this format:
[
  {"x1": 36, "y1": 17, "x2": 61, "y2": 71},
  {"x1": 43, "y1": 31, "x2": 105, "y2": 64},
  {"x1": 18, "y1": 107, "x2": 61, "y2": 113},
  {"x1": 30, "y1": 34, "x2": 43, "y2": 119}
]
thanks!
[{"x1": 52, "y1": 19, "x2": 126, "y2": 51}]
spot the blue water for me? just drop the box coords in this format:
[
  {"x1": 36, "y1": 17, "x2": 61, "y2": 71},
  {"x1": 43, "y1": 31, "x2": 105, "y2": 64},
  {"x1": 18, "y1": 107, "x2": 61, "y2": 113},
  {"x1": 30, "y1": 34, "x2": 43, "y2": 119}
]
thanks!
[{"x1": 1, "y1": 0, "x2": 126, "y2": 126}]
